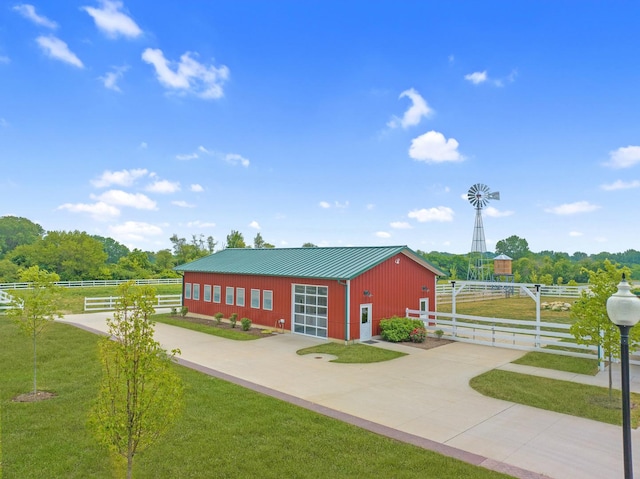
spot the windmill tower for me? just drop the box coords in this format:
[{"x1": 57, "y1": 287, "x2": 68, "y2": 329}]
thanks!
[{"x1": 466, "y1": 183, "x2": 500, "y2": 280}]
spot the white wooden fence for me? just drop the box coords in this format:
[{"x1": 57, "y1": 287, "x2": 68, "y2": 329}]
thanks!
[
  {"x1": 0, "y1": 278, "x2": 181, "y2": 290},
  {"x1": 84, "y1": 294, "x2": 182, "y2": 311},
  {"x1": 0, "y1": 290, "x2": 15, "y2": 313},
  {"x1": 436, "y1": 282, "x2": 588, "y2": 304},
  {"x1": 407, "y1": 308, "x2": 640, "y2": 367}
]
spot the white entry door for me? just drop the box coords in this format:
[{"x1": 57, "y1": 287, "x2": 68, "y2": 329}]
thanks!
[{"x1": 360, "y1": 303, "x2": 372, "y2": 341}]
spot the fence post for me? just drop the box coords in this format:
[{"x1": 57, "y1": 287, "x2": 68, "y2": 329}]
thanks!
[{"x1": 451, "y1": 281, "x2": 457, "y2": 338}]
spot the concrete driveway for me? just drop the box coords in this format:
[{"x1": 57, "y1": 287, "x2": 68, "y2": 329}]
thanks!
[{"x1": 60, "y1": 312, "x2": 640, "y2": 479}]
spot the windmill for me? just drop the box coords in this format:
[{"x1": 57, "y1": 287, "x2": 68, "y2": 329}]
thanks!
[{"x1": 466, "y1": 183, "x2": 500, "y2": 281}]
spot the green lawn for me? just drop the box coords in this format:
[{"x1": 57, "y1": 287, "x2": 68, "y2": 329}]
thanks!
[
  {"x1": 513, "y1": 351, "x2": 599, "y2": 375},
  {"x1": 437, "y1": 296, "x2": 573, "y2": 324},
  {"x1": 471, "y1": 369, "x2": 640, "y2": 427},
  {"x1": 1, "y1": 318, "x2": 513, "y2": 479},
  {"x1": 297, "y1": 342, "x2": 407, "y2": 363}
]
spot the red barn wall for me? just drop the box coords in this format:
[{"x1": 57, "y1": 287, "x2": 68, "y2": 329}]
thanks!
[
  {"x1": 348, "y1": 253, "x2": 436, "y2": 339},
  {"x1": 181, "y1": 252, "x2": 437, "y2": 341},
  {"x1": 181, "y1": 272, "x2": 346, "y2": 335}
]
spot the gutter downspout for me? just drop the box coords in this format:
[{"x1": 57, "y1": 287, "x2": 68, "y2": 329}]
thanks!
[{"x1": 338, "y1": 279, "x2": 350, "y2": 345}]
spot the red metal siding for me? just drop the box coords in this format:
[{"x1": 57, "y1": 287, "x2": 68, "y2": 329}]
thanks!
[
  {"x1": 182, "y1": 252, "x2": 436, "y2": 341},
  {"x1": 348, "y1": 253, "x2": 436, "y2": 339},
  {"x1": 181, "y1": 272, "x2": 346, "y2": 334}
]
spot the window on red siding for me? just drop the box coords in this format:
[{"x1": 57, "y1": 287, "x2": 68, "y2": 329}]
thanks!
[
  {"x1": 213, "y1": 285, "x2": 221, "y2": 303},
  {"x1": 226, "y1": 286, "x2": 234, "y2": 305},
  {"x1": 236, "y1": 288, "x2": 245, "y2": 307},
  {"x1": 263, "y1": 290, "x2": 273, "y2": 310},
  {"x1": 193, "y1": 283, "x2": 200, "y2": 301},
  {"x1": 204, "y1": 285, "x2": 212, "y2": 302},
  {"x1": 185, "y1": 283, "x2": 192, "y2": 299},
  {"x1": 251, "y1": 289, "x2": 260, "y2": 308}
]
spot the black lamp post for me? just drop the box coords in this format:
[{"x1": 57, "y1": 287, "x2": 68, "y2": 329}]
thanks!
[{"x1": 606, "y1": 274, "x2": 640, "y2": 479}]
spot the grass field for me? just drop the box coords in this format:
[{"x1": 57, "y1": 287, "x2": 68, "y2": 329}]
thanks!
[
  {"x1": 0, "y1": 318, "x2": 514, "y2": 479},
  {"x1": 296, "y1": 342, "x2": 407, "y2": 363},
  {"x1": 437, "y1": 295, "x2": 574, "y2": 324},
  {"x1": 153, "y1": 313, "x2": 261, "y2": 341},
  {"x1": 471, "y1": 369, "x2": 640, "y2": 428}
]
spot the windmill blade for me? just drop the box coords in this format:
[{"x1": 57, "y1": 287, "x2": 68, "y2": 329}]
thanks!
[
  {"x1": 468, "y1": 183, "x2": 490, "y2": 208},
  {"x1": 488, "y1": 191, "x2": 500, "y2": 201}
]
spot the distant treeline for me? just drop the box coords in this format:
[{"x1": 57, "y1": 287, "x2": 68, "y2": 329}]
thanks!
[
  {"x1": 419, "y1": 235, "x2": 640, "y2": 284},
  {"x1": 1, "y1": 217, "x2": 637, "y2": 284}
]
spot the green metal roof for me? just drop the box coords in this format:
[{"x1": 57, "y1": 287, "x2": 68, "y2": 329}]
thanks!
[{"x1": 174, "y1": 246, "x2": 443, "y2": 279}]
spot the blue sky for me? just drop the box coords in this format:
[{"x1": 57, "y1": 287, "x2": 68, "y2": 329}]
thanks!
[{"x1": 2, "y1": 1, "x2": 640, "y2": 255}]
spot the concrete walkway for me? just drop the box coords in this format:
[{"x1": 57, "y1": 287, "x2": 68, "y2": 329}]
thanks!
[{"x1": 60, "y1": 312, "x2": 640, "y2": 479}]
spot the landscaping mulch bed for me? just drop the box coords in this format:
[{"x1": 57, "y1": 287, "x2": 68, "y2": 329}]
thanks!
[
  {"x1": 13, "y1": 391, "x2": 57, "y2": 402},
  {"x1": 397, "y1": 337, "x2": 455, "y2": 350},
  {"x1": 174, "y1": 315, "x2": 278, "y2": 338}
]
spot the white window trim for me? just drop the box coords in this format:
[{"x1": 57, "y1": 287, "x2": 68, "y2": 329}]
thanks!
[
  {"x1": 185, "y1": 282, "x2": 192, "y2": 300},
  {"x1": 251, "y1": 289, "x2": 260, "y2": 309},
  {"x1": 204, "y1": 284, "x2": 212, "y2": 302},
  {"x1": 213, "y1": 285, "x2": 221, "y2": 303},
  {"x1": 226, "y1": 286, "x2": 234, "y2": 305},
  {"x1": 193, "y1": 283, "x2": 200, "y2": 301},
  {"x1": 263, "y1": 290, "x2": 273, "y2": 311},
  {"x1": 236, "y1": 287, "x2": 245, "y2": 307}
]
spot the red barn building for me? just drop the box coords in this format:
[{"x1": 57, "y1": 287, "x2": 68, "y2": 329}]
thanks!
[{"x1": 174, "y1": 246, "x2": 442, "y2": 341}]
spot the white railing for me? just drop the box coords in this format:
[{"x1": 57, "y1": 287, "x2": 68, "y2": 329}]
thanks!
[
  {"x1": 0, "y1": 278, "x2": 181, "y2": 290},
  {"x1": 0, "y1": 290, "x2": 15, "y2": 312},
  {"x1": 436, "y1": 283, "x2": 588, "y2": 304},
  {"x1": 407, "y1": 308, "x2": 640, "y2": 366},
  {"x1": 84, "y1": 294, "x2": 182, "y2": 311}
]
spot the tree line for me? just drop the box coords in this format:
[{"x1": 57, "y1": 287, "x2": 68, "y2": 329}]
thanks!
[
  {"x1": 0, "y1": 216, "x2": 289, "y2": 282},
  {"x1": 421, "y1": 234, "x2": 640, "y2": 285},
  {"x1": 2, "y1": 216, "x2": 638, "y2": 285}
]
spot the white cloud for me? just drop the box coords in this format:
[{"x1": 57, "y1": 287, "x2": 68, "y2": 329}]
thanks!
[
  {"x1": 604, "y1": 146, "x2": 640, "y2": 169},
  {"x1": 334, "y1": 201, "x2": 349, "y2": 209},
  {"x1": 141, "y1": 48, "x2": 229, "y2": 99},
  {"x1": 601, "y1": 179, "x2": 640, "y2": 191},
  {"x1": 145, "y1": 179, "x2": 180, "y2": 194},
  {"x1": 375, "y1": 231, "x2": 391, "y2": 238},
  {"x1": 448, "y1": 54, "x2": 455, "y2": 64},
  {"x1": 186, "y1": 220, "x2": 216, "y2": 228},
  {"x1": 408, "y1": 206, "x2": 454, "y2": 222},
  {"x1": 319, "y1": 201, "x2": 331, "y2": 209},
  {"x1": 485, "y1": 206, "x2": 514, "y2": 218},
  {"x1": 249, "y1": 221, "x2": 260, "y2": 229},
  {"x1": 57, "y1": 201, "x2": 120, "y2": 221},
  {"x1": 172, "y1": 200, "x2": 195, "y2": 208},
  {"x1": 409, "y1": 131, "x2": 464, "y2": 163},
  {"x1": 108, "y1": 221, "x2": 163, "y2": 242},
  {"x1": 99, "y1": 65, "x2": 128, "y2": 92},
  {"x1": 176, "y1": 152, "x2": 198, "y2": 161},
  {"x1": 224, "y1": 153, "x2": 250, "y2": 167},
  {"x1": 190, "y1": 184, "x2": 204, "y2": 192},
  {"x1": 390, "y1": 221, "x2": 412, "y2": 229},
  {"x1": 366, "y1": 204, "x2": 375, "y2": 210},
  {"x1": 545, "y1": 201, "x2": 600, "y2": 215},
  {"x1": 13, "y1": 4, "x2": 58, "y2": 29},
  {"x1": 138, "y1": 141, "x2": 147, "y2": 149},
  {"x1": 465, "y1": 71, "x2": 487, "y2": 84},
  {"x1": 82, "y1": 0, "x2": 142, "y2": 39},
  {"x1": 91, "y1": 168, "x2": 148, "y2": 187},
  {"x1": 198, "y1": 145, "x2": 213, "y2": 154},
  {"x1": 36, "y1": 35, "x2": 83, "y2": 68},
  {"x1": 91, "y1": 190, "x2": 156, "y2": 209},
  {"x1": 387, "y1": 88, "x2": 433, "y2": 129},
  {"x1": 0, "y1": 56, "x2": 9, "y2": 64},
  {"x1": 569, "y1": 231, "x2": 583, "y2": 237}
]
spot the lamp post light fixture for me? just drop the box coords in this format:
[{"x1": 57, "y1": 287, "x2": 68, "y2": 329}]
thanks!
[{"x1": 606, "y1": 273, "x2": 640, "y2": 479}]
